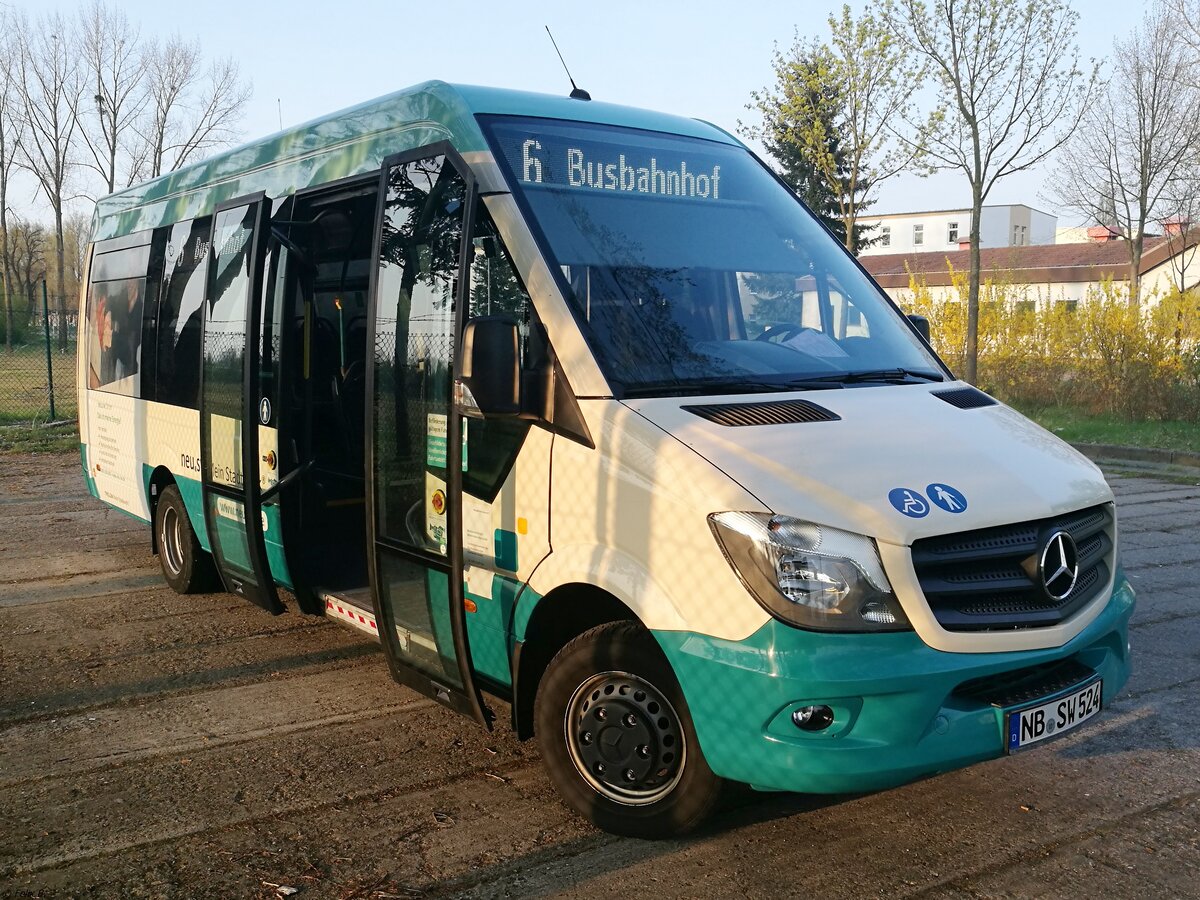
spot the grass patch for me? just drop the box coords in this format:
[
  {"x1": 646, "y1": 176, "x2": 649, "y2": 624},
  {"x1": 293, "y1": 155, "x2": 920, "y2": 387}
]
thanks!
[
  {"x1": 0, "y1": 420, "x2": 79, "y2": 454},
  {"x1": 1016, "y1": 404, "x2": 1200, "y2": 454},
  {"x1": 0, "y1": 343, "x2": 78, "y2": 424}
]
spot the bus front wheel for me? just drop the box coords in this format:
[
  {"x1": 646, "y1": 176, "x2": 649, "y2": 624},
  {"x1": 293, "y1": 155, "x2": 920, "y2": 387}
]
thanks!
[
  {"x1": 534, "y1": 620, "x2": 723, "y2": 838},
  {"x1": 155, "y1": 484, "x2": 219, "y2": 594}
]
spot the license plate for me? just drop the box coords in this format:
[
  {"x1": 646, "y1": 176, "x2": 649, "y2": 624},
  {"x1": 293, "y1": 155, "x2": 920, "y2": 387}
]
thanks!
[{"x1": 1006, "y1": 678, "x2": 1102, "y2": 752}]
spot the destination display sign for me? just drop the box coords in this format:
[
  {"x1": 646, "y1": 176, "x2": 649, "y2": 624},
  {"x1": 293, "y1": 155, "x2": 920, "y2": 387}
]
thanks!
[{"x1": 489, "y1": 121, "x2": 731, "y2": 203}]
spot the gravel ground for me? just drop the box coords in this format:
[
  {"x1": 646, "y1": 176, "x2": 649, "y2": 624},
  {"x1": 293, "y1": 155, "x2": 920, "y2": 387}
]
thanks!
[{"x1": 1, "y1": 453, "x2": 1197, "y2": 899}]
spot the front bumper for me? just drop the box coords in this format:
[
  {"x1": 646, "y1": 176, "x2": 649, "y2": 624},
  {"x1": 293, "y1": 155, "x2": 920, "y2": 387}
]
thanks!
[{"x1": 653, "y1": 570, "x2": 1135, "y2": 794}]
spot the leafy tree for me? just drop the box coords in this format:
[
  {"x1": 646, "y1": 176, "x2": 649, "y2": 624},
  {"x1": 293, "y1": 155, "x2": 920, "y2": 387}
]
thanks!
[
  {"x1": 885, "y1": 0, "x2": 1096, "y2": 384},
  {"x1": 744, "y1": 44, "x2": 852, "y2": 244},
  {"x1": 744, "y1": 8, "x2": 924, "y2": 254}
]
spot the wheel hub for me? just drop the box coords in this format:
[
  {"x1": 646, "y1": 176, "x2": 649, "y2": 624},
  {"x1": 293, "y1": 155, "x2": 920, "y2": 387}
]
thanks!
[
  {"x1": 161, "y1": 506, "x2": 184, "y2": 576},
  {"x1": 565, "y1": 671, "x2": 685, "y2": 806}
]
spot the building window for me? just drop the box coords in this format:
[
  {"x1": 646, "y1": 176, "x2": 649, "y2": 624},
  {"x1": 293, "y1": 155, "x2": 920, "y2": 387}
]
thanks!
[
  {"x1": 1013, "y1": 225, "x2": 1020, "y2": 245},
  {"x1": 1020, "y1": 225, "x2": 1028, "y2": 245},
  {"x1": 913, "y1": 224, "x2": 924, "y2": 246},
  {"x1": 879, "y1": 225, "x2": 891, "y2": 247},
  {"x1": 948, "y1": 222, "x2": 959, "y2": 243}
]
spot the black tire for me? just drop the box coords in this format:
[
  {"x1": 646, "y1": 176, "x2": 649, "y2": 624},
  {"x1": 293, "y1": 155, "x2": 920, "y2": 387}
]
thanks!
[
  {"x1": 154, "y1": 484, "x2": 220, "y2": 594},
  {"x1": 534, "y1": 620, "x2": 723, "y2": 838}
]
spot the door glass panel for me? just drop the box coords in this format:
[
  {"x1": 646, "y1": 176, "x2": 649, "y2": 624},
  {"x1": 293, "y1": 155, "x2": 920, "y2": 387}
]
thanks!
[
  {"x1": 203, "y1": 203, "x2": 267, "y2": 598},
  {"x1": 372, "y1": 154, "x2": 470, "y2": 694},
  {"x1": 377, "y1": 555, "x2": 462, "y2": 690},
  {"x1": 257, "y1": 231, "x2": 288, "y2": 581},
  {"x1": 373, "y1": 155, "x2": 465, "y2": 554}
]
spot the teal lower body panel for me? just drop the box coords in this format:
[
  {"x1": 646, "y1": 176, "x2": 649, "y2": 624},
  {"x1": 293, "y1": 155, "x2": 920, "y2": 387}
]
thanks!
[
  {"x1": 465, "y1": 573, "x2": 523, "y2": 688},
  {"x1": 653, "y1": 573, "x2": 1135, "y2": 794},
  {"x1": 80, "y1": 443, "x2": 98, "y2": 498}
]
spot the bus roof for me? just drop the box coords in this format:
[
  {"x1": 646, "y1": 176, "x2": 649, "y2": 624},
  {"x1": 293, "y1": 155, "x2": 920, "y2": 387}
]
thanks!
[{"x1": 91, "y1": 80, "x2": 741, "y2": 242}]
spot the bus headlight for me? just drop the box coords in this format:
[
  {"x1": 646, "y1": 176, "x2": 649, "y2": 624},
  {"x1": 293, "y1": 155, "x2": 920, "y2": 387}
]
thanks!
[{"x1": 709, "y1": 512, "x2": 910, "y2": 632}]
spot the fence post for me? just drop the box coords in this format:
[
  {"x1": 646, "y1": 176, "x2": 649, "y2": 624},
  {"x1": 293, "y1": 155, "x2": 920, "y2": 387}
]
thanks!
[{"x1": 41, "y1": 278, "x2": 55, "y2": 421}]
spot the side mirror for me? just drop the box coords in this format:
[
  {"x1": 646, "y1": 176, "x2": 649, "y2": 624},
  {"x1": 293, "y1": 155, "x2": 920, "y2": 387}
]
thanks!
[
  {"x1": 459, "y1": 316, "x2": 520, "y2": 417},
  {"x1": 907, "y1": 314, "x2": 931, "y2": 343}
]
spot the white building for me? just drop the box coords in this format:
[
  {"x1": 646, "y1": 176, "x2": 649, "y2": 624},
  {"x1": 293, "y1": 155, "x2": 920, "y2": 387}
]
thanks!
[
  {"x1": 858, "y1": 204, "x2": 1057, "y2": 257},
  {"x1": 860, "y1": 230, "x2": 1200, "y2": 306}
]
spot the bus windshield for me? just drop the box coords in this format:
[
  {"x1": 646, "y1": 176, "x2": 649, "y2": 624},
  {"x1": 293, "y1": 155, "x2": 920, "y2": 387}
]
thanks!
[{"x1": 481, "y1": 116, "x2": 944, "y2": 397}]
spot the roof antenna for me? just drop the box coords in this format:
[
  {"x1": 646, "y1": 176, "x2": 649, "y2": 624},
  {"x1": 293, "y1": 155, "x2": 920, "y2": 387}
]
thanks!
[{"x1": 545, "y1": 26, "x2": 591, "y2": 101}]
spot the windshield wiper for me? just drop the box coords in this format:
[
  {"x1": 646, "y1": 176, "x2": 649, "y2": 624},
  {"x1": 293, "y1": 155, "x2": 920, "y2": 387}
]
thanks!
[
  {"x1": 621, "y1": 377, "x2": 844, "y2": 399},
  {"x1": 805, "y1": 368, "x2": 945, "y2": 385}
]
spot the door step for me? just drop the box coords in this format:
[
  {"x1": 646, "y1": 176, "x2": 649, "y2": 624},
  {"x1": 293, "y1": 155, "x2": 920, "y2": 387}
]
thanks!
[
  {"x1": 318, "y1": 587, "x2": 442, "y2": 656},
  {"x1": 318, "y1": 588, "x2": 379, "y2": 640}
]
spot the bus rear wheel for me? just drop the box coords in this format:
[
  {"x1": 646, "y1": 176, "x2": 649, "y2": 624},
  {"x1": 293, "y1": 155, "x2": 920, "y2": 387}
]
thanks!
[
  {"x1": 534, "y1": 620, "x2": 723, "y2": 838},
  {"x1": 155, "y1": 484, "x2": 219, "y2": 594}
]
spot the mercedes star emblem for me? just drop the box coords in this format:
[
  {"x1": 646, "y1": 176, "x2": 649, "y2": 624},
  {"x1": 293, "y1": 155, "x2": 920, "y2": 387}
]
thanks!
[{"x1": 1039, "y1": 530, "x2": 1080, "y2": 601}]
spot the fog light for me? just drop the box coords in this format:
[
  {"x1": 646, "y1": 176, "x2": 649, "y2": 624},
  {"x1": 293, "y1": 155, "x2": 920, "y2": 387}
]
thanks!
[{"x1": 791, "y1": 705, "x2": 834, "y2": 731}]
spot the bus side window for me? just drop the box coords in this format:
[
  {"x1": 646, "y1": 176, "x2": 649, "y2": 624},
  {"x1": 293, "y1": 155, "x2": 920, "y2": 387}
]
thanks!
[
  {"x1": 140, "y1": 229, "x2": 169, "y2": 403},
  {"x1": 86, "y1": 234, "x2": 153, "y2": 396},
  {"x1": 463, "y1": 199, "x2": 539, "y2": 502},
  {"x1": 155, "y1": 217, "x2": 212, "y2": 408}
]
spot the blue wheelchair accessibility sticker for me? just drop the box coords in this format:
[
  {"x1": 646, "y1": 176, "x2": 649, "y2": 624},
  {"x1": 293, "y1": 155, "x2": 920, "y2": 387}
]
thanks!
[
  {"x1": 888, "y1": 487, "x2": 930, "y2": 518},
  {"x1": 926, "y1": 483, "x2": 968, "y2": 513}
]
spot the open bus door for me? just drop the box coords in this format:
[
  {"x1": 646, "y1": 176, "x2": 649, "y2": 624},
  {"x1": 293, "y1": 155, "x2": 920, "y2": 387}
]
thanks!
[
  {"x1": 364, "y1": 147, "x2": 489, "y2": 725},
  {"x1": 198, "y1": 194, "x2": 284, "y2": 614}
]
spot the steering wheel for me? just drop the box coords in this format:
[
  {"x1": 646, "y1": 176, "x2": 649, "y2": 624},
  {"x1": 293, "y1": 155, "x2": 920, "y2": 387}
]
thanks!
[{"x1": 754, "y1": 323, "x2": 816, "y2": 343}]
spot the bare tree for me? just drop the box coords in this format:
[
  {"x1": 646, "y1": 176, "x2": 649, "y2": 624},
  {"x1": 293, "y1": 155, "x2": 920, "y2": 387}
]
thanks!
[
  {"x1": 135, "y1": 36, "x2": 250, "y2": 180},
  {"x1": 14, "y1": 11, "x2": 84, "y2": 350},
  {"x1": 5, "y1": 217, "x2": 47, "y2": 325},
  {"x1": 77, "y1": 0, "x2": 147, "y2": 195},
  {"x1": 1158, "y1": 174, "x2": 1200, "y2": 294},
  {"x1": 63, "y1": 210, "x2": 90, "y2": 295},
  {"x1": 885, "y1": 0, "x2": 1096, "y2": 384},
  {"x1": 1167, "y1": 0, "x2": 1200, "y2": 82},
  {"x1": 0, "y1": 24, "x2": 22, "y2": 353},
  {"x1": 1052, "y1": 4, "x2": 1200, "y2": 302}
]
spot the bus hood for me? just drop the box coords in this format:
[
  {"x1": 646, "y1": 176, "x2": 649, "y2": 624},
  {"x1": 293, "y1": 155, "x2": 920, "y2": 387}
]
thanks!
[{"x1": 621, "y1": 383, "x2": 1113, "y2": 546}]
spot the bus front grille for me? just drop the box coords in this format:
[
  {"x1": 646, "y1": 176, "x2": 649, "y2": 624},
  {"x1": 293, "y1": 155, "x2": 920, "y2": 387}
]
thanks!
[{"x1": 910, "y1": 503, "x2": 1114, "y2": 631}]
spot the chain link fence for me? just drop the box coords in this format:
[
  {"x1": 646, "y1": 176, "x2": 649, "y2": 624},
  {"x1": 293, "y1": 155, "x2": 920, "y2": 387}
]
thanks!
[{"x1": 0, "y1": 307, "x2": 78, "y2": 425}]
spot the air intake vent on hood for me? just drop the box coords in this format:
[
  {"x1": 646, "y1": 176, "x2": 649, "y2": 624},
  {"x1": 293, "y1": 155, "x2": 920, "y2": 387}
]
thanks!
[
  {"x1": 682, "y1": 398, "x2": 840, "y2": 427},
  {"x1": 932, "y1": 387, "x2": 998, "y2": 409}
]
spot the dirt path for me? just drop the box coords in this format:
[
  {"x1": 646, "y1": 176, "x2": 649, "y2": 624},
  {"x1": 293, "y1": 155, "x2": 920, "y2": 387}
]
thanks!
[{"x1": 1, "y1": 452, "x2": 1198, "y2": 898}]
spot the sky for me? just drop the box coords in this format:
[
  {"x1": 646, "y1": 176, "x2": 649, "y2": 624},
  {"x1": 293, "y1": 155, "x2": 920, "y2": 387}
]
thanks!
[{"x1": 9, "y1": 0, "x2": 1153, "y2": 226}]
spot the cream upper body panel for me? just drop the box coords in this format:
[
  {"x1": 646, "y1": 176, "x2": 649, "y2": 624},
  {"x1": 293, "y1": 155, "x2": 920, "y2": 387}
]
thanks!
[
  {"x1": 619, "y1": 381, "x2": 1116, "y2": 652},
  {"x1": 534, "y1": 399, "x2": 773, "y2": 642},
  {"x1": 622, "y1": 382, "x2": 1113, "y2": 546}
]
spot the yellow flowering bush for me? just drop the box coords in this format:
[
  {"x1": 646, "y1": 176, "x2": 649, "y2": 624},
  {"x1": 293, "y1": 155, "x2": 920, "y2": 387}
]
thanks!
[{"x1": 902, "y1": 272, "x2": 1200, "y2": 421}]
